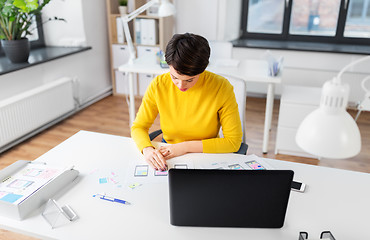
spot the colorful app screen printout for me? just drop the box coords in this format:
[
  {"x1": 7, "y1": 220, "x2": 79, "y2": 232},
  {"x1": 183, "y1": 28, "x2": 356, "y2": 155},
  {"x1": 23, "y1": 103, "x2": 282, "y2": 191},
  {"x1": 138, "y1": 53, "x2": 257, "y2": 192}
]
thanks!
[
  {"x1": 228, "y1": 164, "x2": 244, "y2": 170},
  {"x1": 246, "y1": 161, "x2": 265, "y2": 170},
  {"x1": 134, "y1": 165, "x2": 149, "y2": 176},
  {"x1": 154, "y1": 170, "x2": 168, "y2": 176}
]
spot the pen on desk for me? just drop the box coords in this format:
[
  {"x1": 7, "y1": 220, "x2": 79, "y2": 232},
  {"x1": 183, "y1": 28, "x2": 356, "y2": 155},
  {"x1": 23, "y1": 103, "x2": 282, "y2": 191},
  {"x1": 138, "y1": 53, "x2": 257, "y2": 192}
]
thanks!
[{"x1": 93, "y1": 194, "x2": 131, "y2": 205}]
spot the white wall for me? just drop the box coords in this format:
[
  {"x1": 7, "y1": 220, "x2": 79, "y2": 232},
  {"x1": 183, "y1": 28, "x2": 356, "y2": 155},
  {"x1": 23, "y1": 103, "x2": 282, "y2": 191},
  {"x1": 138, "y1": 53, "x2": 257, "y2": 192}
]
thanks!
[
  {"x1": 42, "y1": 0, "x2": 86, "y2": 46},
  {"x1": 174, "y1": 0, "x2": 242, "y2": 41},
  {"x1": 174, "y1": 0, "x2": 370, "y2": 104},
  {"x1": 0, "y1": 0, "x2": 111, "y2": 105}
]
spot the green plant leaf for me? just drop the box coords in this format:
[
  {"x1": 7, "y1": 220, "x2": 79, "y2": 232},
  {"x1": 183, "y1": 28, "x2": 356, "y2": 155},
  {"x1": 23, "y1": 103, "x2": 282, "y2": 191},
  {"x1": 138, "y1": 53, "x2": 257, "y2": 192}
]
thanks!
[
  {"x1": 0, "y1": 0, "x2": 54, "y2": 40},
  {"x1": 119, "y1": 0, "x2": 127, "y2": 6},
  {"x1": 0, "y1": 0, "x2": 7, "y2": 9},
  {"x1": 30, "y1": 0, "x2": 49, "y2": 14},
  {"x1": 13, "y1": 0, "x2": 38, "y2": 13},
  {"x1": 2, "y1": 1, "x2": 16, "y2": 17}
]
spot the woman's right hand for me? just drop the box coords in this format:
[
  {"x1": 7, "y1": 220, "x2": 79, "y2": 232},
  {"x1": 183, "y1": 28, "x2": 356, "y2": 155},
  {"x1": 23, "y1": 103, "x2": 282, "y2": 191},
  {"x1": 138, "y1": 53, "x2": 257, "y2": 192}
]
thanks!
[{"x1": 142, "y1": 147, "x2": 167, "y2": 171}]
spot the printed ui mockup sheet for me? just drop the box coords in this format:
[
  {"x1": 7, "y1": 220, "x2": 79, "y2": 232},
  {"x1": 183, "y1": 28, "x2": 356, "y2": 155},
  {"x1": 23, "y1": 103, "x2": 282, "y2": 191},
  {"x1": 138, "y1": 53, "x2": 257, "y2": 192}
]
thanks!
[
  {"x1": 125, "y1": 156, "x2": 195, "y2": 186},
  {"x1": 0, "y1": 163, "x2": 66, "y2": 205},
  {"x1": 124, "y1": 153, "x2": 274, "y2": 189},
  {"x1": 198, "y1": 154, "x2": 275, "y2": 170}
]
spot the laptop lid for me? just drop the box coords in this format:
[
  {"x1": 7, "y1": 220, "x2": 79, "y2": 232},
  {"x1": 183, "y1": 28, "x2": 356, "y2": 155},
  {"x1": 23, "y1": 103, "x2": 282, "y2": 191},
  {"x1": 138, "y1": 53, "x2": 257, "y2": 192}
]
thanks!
[{"x1": 168, "y1": 169, "x2": 294, "y2": 228}]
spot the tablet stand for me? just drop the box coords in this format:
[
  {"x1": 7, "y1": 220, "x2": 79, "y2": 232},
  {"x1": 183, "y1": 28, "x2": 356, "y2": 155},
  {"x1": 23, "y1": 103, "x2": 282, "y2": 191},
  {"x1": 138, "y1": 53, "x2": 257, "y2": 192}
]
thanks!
[{"x1": 42, "y1": 199, "x2": 78, "y2": 229}]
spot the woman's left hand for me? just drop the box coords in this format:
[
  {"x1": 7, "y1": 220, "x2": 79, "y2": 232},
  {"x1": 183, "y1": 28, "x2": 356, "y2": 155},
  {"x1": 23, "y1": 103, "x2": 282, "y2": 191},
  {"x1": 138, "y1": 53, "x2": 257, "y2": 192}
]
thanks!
[{"x1": 159, "y1": 143, "x2": 187, "y2": 160}]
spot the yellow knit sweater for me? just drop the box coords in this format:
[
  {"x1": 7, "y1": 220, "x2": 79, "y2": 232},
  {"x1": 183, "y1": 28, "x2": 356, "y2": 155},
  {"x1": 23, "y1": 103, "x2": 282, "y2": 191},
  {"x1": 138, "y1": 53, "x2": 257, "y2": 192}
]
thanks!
[{"x1": 131, "y1": 70, "x2": 242, "y2": 153}]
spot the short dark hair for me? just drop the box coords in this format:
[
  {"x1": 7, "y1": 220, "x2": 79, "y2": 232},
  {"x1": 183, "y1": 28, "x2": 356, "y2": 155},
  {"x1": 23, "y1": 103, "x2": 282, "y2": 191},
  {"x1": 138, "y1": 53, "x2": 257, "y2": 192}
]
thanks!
[{"x1": 165, "y1": 33, "x2": 210, "y2": 76}]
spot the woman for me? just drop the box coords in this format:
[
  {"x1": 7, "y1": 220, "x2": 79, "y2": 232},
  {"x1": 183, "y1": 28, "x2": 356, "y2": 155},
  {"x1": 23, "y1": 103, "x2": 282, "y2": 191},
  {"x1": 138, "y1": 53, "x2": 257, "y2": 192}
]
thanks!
[{"x1": 131, "y1": 33, "x2": 242, "y2": 170}]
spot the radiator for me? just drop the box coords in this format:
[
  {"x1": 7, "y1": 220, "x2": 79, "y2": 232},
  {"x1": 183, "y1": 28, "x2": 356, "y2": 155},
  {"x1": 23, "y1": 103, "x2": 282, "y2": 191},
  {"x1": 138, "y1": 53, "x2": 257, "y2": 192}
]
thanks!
[{"x1": 0, "y1": 77, "x2": 76, "y2": 150}]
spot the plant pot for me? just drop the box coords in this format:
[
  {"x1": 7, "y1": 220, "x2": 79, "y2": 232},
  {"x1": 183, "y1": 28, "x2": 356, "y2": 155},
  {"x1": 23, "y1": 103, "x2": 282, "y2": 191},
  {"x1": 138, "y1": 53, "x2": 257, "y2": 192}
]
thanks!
[
  {"x1": 1, "y1": 38, "x2": 30, "y2": 63},
  {"x1": 119, "y1": 6, "x2": 127, "y2": 16}
]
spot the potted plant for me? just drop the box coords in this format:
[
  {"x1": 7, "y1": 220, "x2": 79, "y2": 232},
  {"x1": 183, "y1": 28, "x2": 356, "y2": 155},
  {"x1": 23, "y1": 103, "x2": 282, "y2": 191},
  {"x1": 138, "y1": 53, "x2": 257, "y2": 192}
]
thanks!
[
  {"x1": 0, "y1": 0, "x2": 52, "y2": 63},
  {"x1": 118, "y1": 0, "x2": 128, "y2": 16}
]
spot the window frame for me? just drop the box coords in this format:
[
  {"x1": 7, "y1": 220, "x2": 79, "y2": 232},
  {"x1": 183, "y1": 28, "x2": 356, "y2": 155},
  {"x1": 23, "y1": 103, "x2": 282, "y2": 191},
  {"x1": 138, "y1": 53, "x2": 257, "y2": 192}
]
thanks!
[
  {"x1": 240, "y1": 0, "x2": 370, "y2": 46},
  {"x1": 30, "y1": 14, "x2": 46, "y2": 49}
]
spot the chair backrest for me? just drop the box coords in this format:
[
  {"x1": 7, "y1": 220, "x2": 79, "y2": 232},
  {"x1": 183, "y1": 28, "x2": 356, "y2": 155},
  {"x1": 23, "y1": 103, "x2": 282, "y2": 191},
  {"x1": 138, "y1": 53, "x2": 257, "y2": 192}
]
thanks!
[
  {"x1": 209, "y1": 41, "x2": 233, "y2": 62},
  {"x1": 218, "y1": 75, "x2": 247, "y2": 143}
]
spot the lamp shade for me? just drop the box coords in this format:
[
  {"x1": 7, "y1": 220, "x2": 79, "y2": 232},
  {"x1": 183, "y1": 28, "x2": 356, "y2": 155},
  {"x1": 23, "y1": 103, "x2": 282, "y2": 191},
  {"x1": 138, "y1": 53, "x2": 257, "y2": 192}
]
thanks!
[
  {"x1": 296, "y1": 107, "x2": 361, "y2": 159},
  {"x1": 158, "y1": 0, "x2": 176, "y2": 17},
  {"x1": 296, "y1": 80, "x2": 361, "y2": 159}
]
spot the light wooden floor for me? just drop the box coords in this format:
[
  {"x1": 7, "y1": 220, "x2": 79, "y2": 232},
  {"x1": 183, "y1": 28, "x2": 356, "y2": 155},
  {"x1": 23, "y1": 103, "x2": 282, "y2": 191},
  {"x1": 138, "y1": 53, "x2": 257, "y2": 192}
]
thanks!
[{"x1": 0, "y1": 95, "x2": 369, "y2": 239}]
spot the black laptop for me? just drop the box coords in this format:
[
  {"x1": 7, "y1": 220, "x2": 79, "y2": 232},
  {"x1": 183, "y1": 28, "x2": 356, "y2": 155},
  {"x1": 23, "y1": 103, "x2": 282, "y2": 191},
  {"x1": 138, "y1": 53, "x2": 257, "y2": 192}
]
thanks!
[{"x1": 168, "y1": 169, "x2": 294, "y2": 228}]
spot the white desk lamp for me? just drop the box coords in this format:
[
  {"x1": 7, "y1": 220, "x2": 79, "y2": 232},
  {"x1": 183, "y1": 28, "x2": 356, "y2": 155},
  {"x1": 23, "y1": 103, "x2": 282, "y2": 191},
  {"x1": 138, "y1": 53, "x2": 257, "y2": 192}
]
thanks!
[
  {"x1": 120, "y1": 0, "x2": 175, "y2": 126},
  {"x1": 121, "y1": 0, "x2": 176, "y2": 64},
  {"x1": 355, "y1": 75, "x2": 370, "y2": 121},
  {"x1": 296, "y1": 56, "x2": 370, "y2": 159}
]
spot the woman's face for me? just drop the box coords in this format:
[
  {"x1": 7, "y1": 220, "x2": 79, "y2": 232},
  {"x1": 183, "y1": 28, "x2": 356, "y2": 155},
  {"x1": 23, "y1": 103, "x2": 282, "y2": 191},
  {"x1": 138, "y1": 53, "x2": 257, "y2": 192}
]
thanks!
[{"x1": 169, "y1": 66, "x2": 200, "y2": 92}]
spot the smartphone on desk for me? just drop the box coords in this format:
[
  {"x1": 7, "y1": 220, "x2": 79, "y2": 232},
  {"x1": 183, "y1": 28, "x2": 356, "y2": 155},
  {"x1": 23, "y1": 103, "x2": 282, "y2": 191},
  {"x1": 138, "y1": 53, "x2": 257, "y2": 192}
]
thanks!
[{"x1": 291, "y1": 181, "x2": 306, "y2": 192}]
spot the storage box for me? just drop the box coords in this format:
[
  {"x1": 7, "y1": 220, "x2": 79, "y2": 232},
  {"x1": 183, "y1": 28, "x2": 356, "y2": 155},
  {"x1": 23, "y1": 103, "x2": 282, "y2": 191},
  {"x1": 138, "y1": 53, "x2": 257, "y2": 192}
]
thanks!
[{"x1": 0, "y1": 160, "x2": 79, "y2": 220}]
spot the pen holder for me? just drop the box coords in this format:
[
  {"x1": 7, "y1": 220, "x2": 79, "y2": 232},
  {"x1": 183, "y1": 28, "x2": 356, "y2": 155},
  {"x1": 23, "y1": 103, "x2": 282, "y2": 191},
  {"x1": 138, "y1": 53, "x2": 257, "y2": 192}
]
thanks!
[
  {"x1": 156, "y1": 50, "x2": 169, "y2": 68},
  {"x1": 42, "y1": 199, "x2": 78, "y2": 229}
]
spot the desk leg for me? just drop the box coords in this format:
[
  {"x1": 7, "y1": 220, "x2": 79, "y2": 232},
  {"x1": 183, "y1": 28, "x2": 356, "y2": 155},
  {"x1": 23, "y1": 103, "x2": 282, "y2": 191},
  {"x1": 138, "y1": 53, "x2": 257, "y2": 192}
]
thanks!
[
  {"x1": 262, "y1": 83, "x2": 275, "y2": 154},
  {"x1": 267, "y1": 84, "x2": 275, "y2": 131},
  {"x1": 128, "y1": 72, "x2": 136, "y2": 127}
]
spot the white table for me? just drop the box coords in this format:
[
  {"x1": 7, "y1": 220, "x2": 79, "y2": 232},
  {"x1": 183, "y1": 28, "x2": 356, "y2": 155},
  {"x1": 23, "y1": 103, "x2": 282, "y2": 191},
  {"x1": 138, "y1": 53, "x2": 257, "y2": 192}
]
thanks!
[
  {"x1": 1, "y1": 131, "x2": 369, "y2": 240},
  {"x1": 118, "y1": 57, "x2": 282, "y2": 154}
]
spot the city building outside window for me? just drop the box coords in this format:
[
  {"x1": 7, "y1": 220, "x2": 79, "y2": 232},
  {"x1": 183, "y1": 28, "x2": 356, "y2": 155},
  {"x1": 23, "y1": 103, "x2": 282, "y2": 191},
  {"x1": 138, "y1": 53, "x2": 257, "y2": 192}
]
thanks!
[{"x1": 241, "y1": 0, "x2": 370, "y2": 44}]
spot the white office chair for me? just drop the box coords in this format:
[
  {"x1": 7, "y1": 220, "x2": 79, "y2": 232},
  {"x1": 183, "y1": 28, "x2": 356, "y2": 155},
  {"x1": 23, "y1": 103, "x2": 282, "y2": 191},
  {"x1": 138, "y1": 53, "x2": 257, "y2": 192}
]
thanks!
[
  {"x1": 209, "y1": 41, "x2": 233, "y2": 62},
  {"x1": 355, "y1": 75, "x2": 370, "y2": 121},
  {"x1": 209, "y1": 41, "x2": 240, "y2": 68}
]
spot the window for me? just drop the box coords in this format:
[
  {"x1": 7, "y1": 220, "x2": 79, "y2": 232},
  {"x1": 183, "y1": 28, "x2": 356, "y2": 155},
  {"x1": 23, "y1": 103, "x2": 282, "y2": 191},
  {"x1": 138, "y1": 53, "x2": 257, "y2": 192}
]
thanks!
[
  {"x1": 241, "y1": 0, "x2": 370, "y2": 45},
  {"x1": 345, "y1": 0, "x2": 370, "y2": 38}
]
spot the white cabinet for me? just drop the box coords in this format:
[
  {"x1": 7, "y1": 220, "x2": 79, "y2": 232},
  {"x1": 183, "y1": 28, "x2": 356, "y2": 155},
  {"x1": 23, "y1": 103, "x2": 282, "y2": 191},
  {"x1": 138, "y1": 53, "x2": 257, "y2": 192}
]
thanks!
[
  {"x1": 115, "y1": 71, "x2": 137, "y2": 95},
  {"x1": 113, "y1": 45, "x2": 160, "y2": 96},
  {"x1": 112, "y1": 44, "x2": 132, "y2": 94},
  {"x1": 275, "y1": 85, "x2": 321, "y2": 158},
  {"x1": 138, "y1": 74, "x2": 154, "y2": 96},
  {"x1": 137, "y1": 46, "x2": 160, "y2": 96},
  {"x1": 112, "y1": 44, "x2": 130, "y2": 69}
]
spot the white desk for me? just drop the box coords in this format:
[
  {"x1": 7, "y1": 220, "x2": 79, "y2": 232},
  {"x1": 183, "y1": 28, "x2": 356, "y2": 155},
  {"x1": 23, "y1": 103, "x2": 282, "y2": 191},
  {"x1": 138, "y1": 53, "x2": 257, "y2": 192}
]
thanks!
[
  {"x1": 118, "y1": 57, "x2": 282, "y2": 153},
  {"x1": 1, "y1": 131, "x2": 369, "y2": 240}
]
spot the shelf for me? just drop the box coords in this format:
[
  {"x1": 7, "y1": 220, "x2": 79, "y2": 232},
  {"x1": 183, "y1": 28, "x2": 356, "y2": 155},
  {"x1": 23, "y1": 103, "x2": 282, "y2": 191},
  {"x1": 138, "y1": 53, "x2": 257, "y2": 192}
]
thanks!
[
  {"x1": 136, "y1": 14, "x2": 160, "y2": 19},
  {"x1": 106, "y1": 0, "x2": 173, "y2": 95},
  {"x1": 134, "y1": 43, "x2": 160, "y2": 48},
  {"x1": 111, "y1": 13, "x2": 160, "y2": 19}
]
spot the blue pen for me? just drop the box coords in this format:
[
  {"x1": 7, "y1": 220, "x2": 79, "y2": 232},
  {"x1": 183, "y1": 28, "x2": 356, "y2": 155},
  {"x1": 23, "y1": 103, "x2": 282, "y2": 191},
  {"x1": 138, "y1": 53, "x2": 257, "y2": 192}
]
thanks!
[{"x1": 93, "y1": 194, "x2": 131, "y2": 205}]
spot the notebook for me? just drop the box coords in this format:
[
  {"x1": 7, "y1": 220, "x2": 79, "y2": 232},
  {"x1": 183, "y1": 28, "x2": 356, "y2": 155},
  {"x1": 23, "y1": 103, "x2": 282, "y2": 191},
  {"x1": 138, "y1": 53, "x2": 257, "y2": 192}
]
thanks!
[{"x1": 168, "y1": 169, "x2": 294, "y2": 228}]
